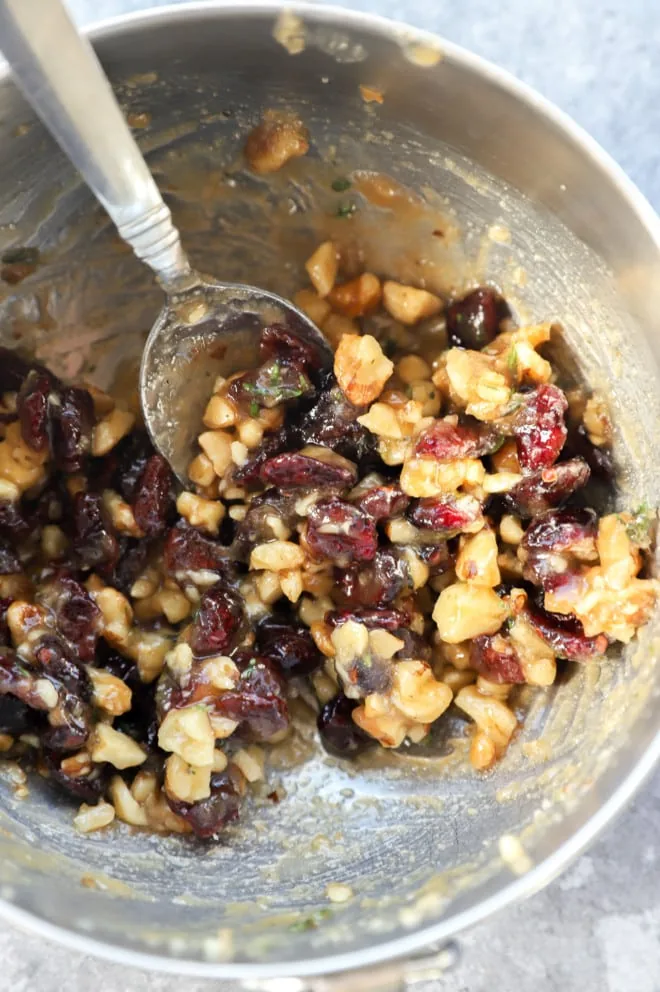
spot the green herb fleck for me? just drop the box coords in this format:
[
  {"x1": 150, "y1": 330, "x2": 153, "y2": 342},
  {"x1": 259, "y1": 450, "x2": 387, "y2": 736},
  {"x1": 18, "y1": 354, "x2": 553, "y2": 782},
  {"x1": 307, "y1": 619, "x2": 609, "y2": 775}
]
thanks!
[
  {"x1": 331, "y1": 177, "x2": 352, "y2": 192},
  {"x1": 242, "y1": 657, "x2": 259, "y2": 678},
  {"x1": 299, "y1": 374, "x2": 308, "y2": 390},
  {"x1": 242, "y1": 381, "x2": 255, "y2": 394},
  {"x1": 289, "y1": 909, "x2": 332, "y2": 932},
  {"x1": 1, "y1": 246, "x2": 39, "y2": 265},
  {"x1": 270, "y1": 362, "x2": 281, "y2": 385},
  {"x1": 624, "y1": 503, "x2": 655, "y2": 548},
  {"x1": 488, "y1": 434, "x2": 506, "y2": 454},
  {"x1": 249, "y1": 401, "x2": 260, "y2": 418},
  {"x1": 336, "y1": 201, "x2": 356, "y2": 218},
  {"x1": 506, "y1": 346, "x2": 518, "y2": 375}
]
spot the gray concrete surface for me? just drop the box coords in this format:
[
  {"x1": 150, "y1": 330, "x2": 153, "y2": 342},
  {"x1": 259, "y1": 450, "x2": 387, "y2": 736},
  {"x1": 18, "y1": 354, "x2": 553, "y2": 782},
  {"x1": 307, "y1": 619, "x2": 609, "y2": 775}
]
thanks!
[{"x1": 2, "y1": 0, "x2": 659, "y2": 989}]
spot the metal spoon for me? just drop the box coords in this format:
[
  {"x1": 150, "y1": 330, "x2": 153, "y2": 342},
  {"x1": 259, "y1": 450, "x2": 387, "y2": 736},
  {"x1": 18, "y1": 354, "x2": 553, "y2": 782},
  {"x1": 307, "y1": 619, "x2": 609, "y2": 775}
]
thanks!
[{"x1": 0, "y1": 0, "x2": 331, "y2": 483}]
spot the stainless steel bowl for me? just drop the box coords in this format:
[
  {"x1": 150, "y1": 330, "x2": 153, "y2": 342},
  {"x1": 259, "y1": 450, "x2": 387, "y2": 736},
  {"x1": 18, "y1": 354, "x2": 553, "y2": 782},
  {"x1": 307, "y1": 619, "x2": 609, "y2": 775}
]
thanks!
[{"x1": 0, "y1": 2, "x2": 659, "y2": 983}]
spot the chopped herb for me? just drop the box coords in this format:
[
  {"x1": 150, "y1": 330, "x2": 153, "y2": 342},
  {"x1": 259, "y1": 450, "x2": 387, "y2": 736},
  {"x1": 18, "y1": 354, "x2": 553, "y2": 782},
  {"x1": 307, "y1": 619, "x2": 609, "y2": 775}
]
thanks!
[
  {"x1": 488, "y1": 434, "x2": 506, "y2": 454},
  {"x1": 336, "y1": 201, "x2": 356, "y2": 218},
  {"x1": 249, "y1": 401, "x2": 260, "y2": 418},
  {"x1": 624, "y1": 503, "x2": 655, "y2": 548},
  {"x1": 242, "y1": 657, "x2": 259, "y2": 677},
  {"x1": 331, "y1": 177, "x2": 352, "y2": 192},
  {"x1": 1, "y1": 246, "x2": 39, "y2": 265},
  {"x1": 289, "y1": 909, "x2": 332, "y2": 932},
  {"x1": 299, "y1": 374, "x2": 308, "y2": 390},
  {"x1": 270, "y1": 363, "x2": 281, "y2": 385},
  {"x1": 241, "y1": 381, "x2": 255, "y2": 394},
  {"x1": 506, "y1": 346, "x2": 518, "y2": 375}
]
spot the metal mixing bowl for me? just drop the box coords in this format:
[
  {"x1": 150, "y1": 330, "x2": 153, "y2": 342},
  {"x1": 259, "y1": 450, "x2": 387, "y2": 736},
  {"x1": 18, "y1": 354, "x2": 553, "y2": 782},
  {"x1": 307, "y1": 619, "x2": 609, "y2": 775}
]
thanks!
[{"x1": 0, "y1": 2, "x2": 659, "y2": 983}]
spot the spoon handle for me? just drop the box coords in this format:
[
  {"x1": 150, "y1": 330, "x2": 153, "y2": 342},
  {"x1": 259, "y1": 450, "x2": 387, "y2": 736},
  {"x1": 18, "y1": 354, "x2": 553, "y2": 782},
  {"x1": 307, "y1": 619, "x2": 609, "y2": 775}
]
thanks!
[{"x1": 0, "y1": 0, "x2": 193, "y2": 293}]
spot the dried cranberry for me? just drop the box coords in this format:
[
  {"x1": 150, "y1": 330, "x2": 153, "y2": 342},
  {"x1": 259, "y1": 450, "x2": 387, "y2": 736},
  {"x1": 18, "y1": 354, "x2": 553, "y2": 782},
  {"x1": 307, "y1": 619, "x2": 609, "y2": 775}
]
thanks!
[
  {"x1": 526, "y1": 603, "x2": 608, "y2": 660},
  {"x1": 335, "y1": 548, "x2": 410, "y2": 607},
  {"x1": 51, "y1": 386, "x2": 94, "y2": 473},
  {"x1": 446, "y1": 287, "x2": 511, "y2": 349},
  {"x1": 33, "y1": 635, "x2": 92, "y2": 751},
  {"x1": 565, "y1": 423, "x2": 615, "y2": 481},
  {"x1": 0, "y1": 695, "x2": 36, "y2": 735},
  {"x1": 167, "y1": 766, "x2": 243, "y2": 839},
  {"x1": 0, "y1": 539, "x2": 20, "y2": 574},
  {"x1": 306, "y1": 498, "x2": 377, "y2": 564},
  {"x1": 0, "y1": 648, "x2": 50, "y2": 712},
  {"x1": 505, "y1": 458, "x2": 591, "y2": 519},
  {"x1": 470, "y1": 634, "x2": 526, "y2": 683},
  {"x1": 132, "y1": 454, "x2": 174, "y2": 537},
  {"x1": 232, "y1": 428, "x2": 290, "y2": 486},
  {"x1": 111, "y1": 430, "x2": 154, "y2": 502},
  {"x1": 407, "y1": 493, "x2": 484, "y2": 534},
  {"x1": 0, "y1": 497, "x2": 31, "y2": 543},
  {"x1": 353, "y1": 483, "x2": 410, "y2": 522},
  {"x1": 260, "y1": 451, "x2": 357, "y2": 490},
  {"x1": 0, "y1": 598, "x2": 11, "y2": 644},
  {"x1": 512, "y1": 385, "x2": 568, "y2": 472},
  {"x1": 414, "y1": 419, "x2": 501, "y2": 461},
  {"x1": 520, "y1": 507, "x2": 598, "y2": 586},
  {"x1": 44, "y1": 750, "x2": 109, "y2": 803},
  {"x1": 298, "y1": 384, "x2": 373, "y2": 462},
  {"x1": 68, "y1": 491, "x2": 119, "y2": 569},
  {"x1": 317, "y1": 694, "x2": 372, "y2": 759},
  {"x1": 164, "y1": 521, "x2": 233, "y2": 576},
  {"x1": 36, "y1": 575, "x2": 101, "y2": 663},
  {"x1": 392, "y1": 628, "x2": 432, "y2": 662},
  {"x1": 189, "y1": 582, "x2": 245, "y2": 658},
  {"x1": 261, "y1": 321, "x2": 329, "y2": 373},
  {"x1": 256, "y1": 616, "x2": 322, "y2": 678},
  {"x1": 416, "y1": 542, "x2": 454, "y2": 575},
  {"x1": 214, "y1": 655, "x2": 289, "y2": 741},
  {"x1": 17, "y1": 370, "x2": 55, "y2": 453},
  {"x1": 231, "y1": 490, "x2": 297, "y2": 560},
  {"x1": 228, "y1": 358, "x2": 313, "y2": 409},
  {"x1": 111, "y1": 538, "x2": 151, "y2": 596},
  {"x1": 326, "y1": 607, "x2": 410, "y2": 631}
]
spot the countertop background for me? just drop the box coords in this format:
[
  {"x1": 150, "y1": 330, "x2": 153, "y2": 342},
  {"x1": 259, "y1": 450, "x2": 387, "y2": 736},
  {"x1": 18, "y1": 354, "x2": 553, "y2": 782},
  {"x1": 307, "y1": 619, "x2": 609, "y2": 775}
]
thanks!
[{"x1": 2, "y1": 1, "x2": 659, "y2": 989}]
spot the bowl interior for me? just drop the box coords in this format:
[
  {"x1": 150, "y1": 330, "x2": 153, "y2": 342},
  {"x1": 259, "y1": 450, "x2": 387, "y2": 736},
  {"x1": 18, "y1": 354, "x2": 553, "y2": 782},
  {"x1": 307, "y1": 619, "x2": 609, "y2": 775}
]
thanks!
[{"x1": 0, "y1": 3, "x2": 658, "y2": 976}]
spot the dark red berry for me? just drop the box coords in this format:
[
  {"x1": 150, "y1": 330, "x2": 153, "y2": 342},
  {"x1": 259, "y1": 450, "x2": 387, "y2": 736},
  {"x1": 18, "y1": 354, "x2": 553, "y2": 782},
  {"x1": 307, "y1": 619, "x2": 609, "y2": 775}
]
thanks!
[
  {"x1": 164, "y1": 521, "x2": 233, "y2": 576},
  {"x1": 0, "y1": 496, "x2": 31, "y2": 543},
  {"x1": 512, "y1": 384, "x2": 568, "y2": 472},
  {"x1": 111, "y1": 430, "x2": 154, "y2": 502},
  {"x1": 298, "y1": 384, "x2": 374, "y2": 463},
  {"x1": 352, "y1": 483, "x2": 410, "y2": 522},
  {"x1": 188, "y1": 582, "x2": 245, "y2": 658},
  {"x1": 36, "y1": 574, "x2": 101, "y2": 663},
  {"x1": 0, "y1": 539, "x2": 20, "y2": 574},
  {"x1": 44, "y1": 751, "x2": 109, "y2": 803},
  {"x1": 256, "y1": 615, "x2": 322, "y2": 678},
  {"x1": 526, "y1": 602, "x2": 608, "y2": 660},
  {"x1": 505, "y1": 458, "x2": 591, "y2": 519},
  {"x1": 407, "y1": 493, "x2": 484, "y2": 534},
  {"x1": 17, "y1": 370, "x2": 55, "y2": 453},
  {"x1": 260, "y1": 321, "x2": 328, "y2": 373},
  {"x1": 231, "y1": 490, "x2": 297, "y2": 560},
  {"x1": 232, "y1": 428, "x2": 290, "y2": 486},
  {"x1": 470, "y1": 634, "x2": 526, "y2": 683},
  {"x1": 446, "y1": 287, "x2": 511, "y2": 349},
  {"x1": 520, "y1": 507, "x2": 598, "y2": 587},
  {"x1": 228, "y1": 358, "x2": 313, "y2": 409},
  {"x1": 68, "y1": 491, "x2": 119, "y2": 569},
  {"x1": 260, "y1": 451, "x2": 357, "y2": 490},
  {"x1": 318, "y1": 694, "x2": 372, "y2": 759},
  {"x1": 132, "y1": 454, "x2": 174, "y2": 537},
  {"x1": 214, "y1": 655, "x2": 289, "y2": 741},
  {"x1": 326, "y1": 607, "x2": 410, "y2": 631},
  {"x1": 335, "y1": 548, "x2": 410, "y2": 607},
  {"x1": 0, "y1": 695, "x2": 36, "y2": 735},
  {"x1": 51, "y1": 386, "x2": 94, "y2": 473},
  {"x1": 306, "y1": 498, "x2": 377, "y2": 564},
  {"x1": 167, "y1": 766, "x2": 243, "y2": 839}
]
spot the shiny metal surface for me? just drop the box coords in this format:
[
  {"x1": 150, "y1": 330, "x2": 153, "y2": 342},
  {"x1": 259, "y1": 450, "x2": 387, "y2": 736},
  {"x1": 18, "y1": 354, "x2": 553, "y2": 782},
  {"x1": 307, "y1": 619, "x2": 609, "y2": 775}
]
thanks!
[
  {"x1": 0, "y1": 0, "x2": 330, "y2": 483},
  {"x1": 0, "y1": 1, "x2": 658, "y2": 981}
]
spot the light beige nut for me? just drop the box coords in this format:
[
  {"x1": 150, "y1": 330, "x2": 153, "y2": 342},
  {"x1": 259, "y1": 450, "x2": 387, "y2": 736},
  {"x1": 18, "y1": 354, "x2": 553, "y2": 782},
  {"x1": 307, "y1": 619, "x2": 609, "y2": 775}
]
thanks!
[
  {"x1": 326, "y1": 882, "x2": 353, "y2": 903},
  {"x1": 352, "y1": 693, "x2": 414, "y2": 748},
  {"x1": 470, "y1": 730, "x2": 497, "y2": 770},
  {"x1": 165, "y1": 753, "x2": 212, "y2": 803},
  {"x1": 583, "y1": 394, "x2": 612, "y2": 447},
  {"x1": 188, "y1": 453, "x2": 216, "y2": 488},
  {"x1": 396, "y1": 354, "x2": 432, "y2": 384},
  {"x1": 305, "y1": 241, "x2": 339, "y2": 298},
  {"x1": 254, "y1": 570, "x2": 283, "y2": 605},
  {"x1": 310, "y1": 620, "x2": 336, "y2": 658},
  {"x1": 88, "y1": 668, "x2": 132, "y2": 716},
  {"x1": 280, "y1": 568, "x2": 303, "y2": 603},
  {"x1": 203, "y1": 394, "x2": 238, "y2": 430},
  {"x1": 331, "y1": 619, "x2": 369, "y2": 666},
  {"x1": 7, "y1": 601, "x2": 48, "y2": 648},
  {"x1": 401, "y1": 547, "x2": 430, "y2": 590},
  {"x1": 94, "y1": 587, "x2": 133, "y2": 648},
  {"x1": 244, "y1": 114, "x2": 309, "y2": 173},
  {"x1": 445, "y1": 349, "x2": 511, "y2": 421},
  {"x1": 130, "y1": 770, "x2": 158, "y2": 804},
  {"x1": 237, "y1": 418, "x2": 264, "y2": 449},
  {"x1": 433, "y1": 583, "x2": 508, "y2": 642},
  {"x1": 231, "y1": 441, "x2": 249, "y2": 467},
  {"x1": 408, "y1": 380, "x2": 442, "y2": 417},
  {"x1": 454, "y1": 684, "x2": 518, "y2": 752},
  {"x1": 508, "y1": 618, "x2": 556, "y2": 686},
  {"x1": 91, "y1": 724, "x2": 146, "y2": 769},
  {"x1": 400, "y1": 457, "x2": 485, "y2": 497},
  {"x1": 368, "y1": 629, "x2": 404, "y2": 659},
  {"x1": 165, "y1": 642, "x2": 194, "y2": 679},
  {"x1": 102, "y1": 489, "x2": 143, "y2": 537},
  {"x1": 328, "y1": 273, "x2": 382, "y2": 318},
  {"x1": 322, "y1": 313, "x2": 360, "y2": 349},
  {"x1": 209, "y1": 714, "x2": 240, "y2": 740},
  {"x1": 109, "y1": 775, "x2": 148, "y2": 827},
  {"x1": 500, "y1": 514, "x2": 524, "y2": 545},
  {"x1": 312, "y1": 670, "x2": 338, "y2": 705},
  {"x1": 456, "y1": 527, "x2": 501, "y2": 587},
  {"x1": 299, "y1": 594, "x2": 333, "y2": 627},
  {"x1": 200, "y1": 655, "x2": 239, "y2": 691},
  {"x1": 126, "y1": 629, "x2": 171, "y2": 683},
  {"x1": 482, "y1": 472, "x2": 522, "y2": 494},
  {"x1": 33, "y1": 678, "x2": 58, "y2": 709},
  {"x1": 390, "y1": 660, "x2": 452, "y2": 723},
  {"x1": 41, "y1": 524, "x2": 68, "y2": 560},
  {"x1": 491, "y1": 439, "x2": 521, "y2": 474},
  {"x1": 212, "y1": 750, "x2": 229, "y2": 772},
  {"x1": 250, "y1": 540, "x2": 305, "y2": 572},
  {"x1": 382, "y1": 281, "x2": 442, "y2": 325},
  {"x1": 334, "y1": 334, "x2": 394, "y2": 406},
  {"x1": 441, "y1": 666, "x2": 476, "y2": 693},
  {"x1": 357, "y1": 402, "x2": 402, "y2": 439},
  {"x1": 198, "y1": 430, "x2": 233, "y2": 477},
  {"x1": 177, "y1": 491, "x2": 225, "y2": 535},
  {"x1": 378, "y1": 437, "x2": 411, "y2": 466},
  {"x1": 294, "y1": 289, "x2": 332, "y2": 326},
  {"x1": 91, "y1": 408, "x2": 135, "y2": 457},
  {"x1": 73, "y1": 800, "x2": 116, "y2": 834},
  {"x1": 158, "y1": 705, "x2": 215, "y2": 766},
  {"x1": 59, "y1": 751, "x2": 92, "y2": 778},
  {"x1": 232, "y1": 745, "x2": 265, "y2": 783}
]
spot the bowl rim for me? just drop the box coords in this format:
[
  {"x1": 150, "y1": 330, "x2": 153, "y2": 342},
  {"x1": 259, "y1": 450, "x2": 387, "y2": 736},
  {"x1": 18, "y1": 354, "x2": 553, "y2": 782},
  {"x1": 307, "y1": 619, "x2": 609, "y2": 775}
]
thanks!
[{"x1": 1, "y1": 0, "x2": 660, "y2": 980}]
